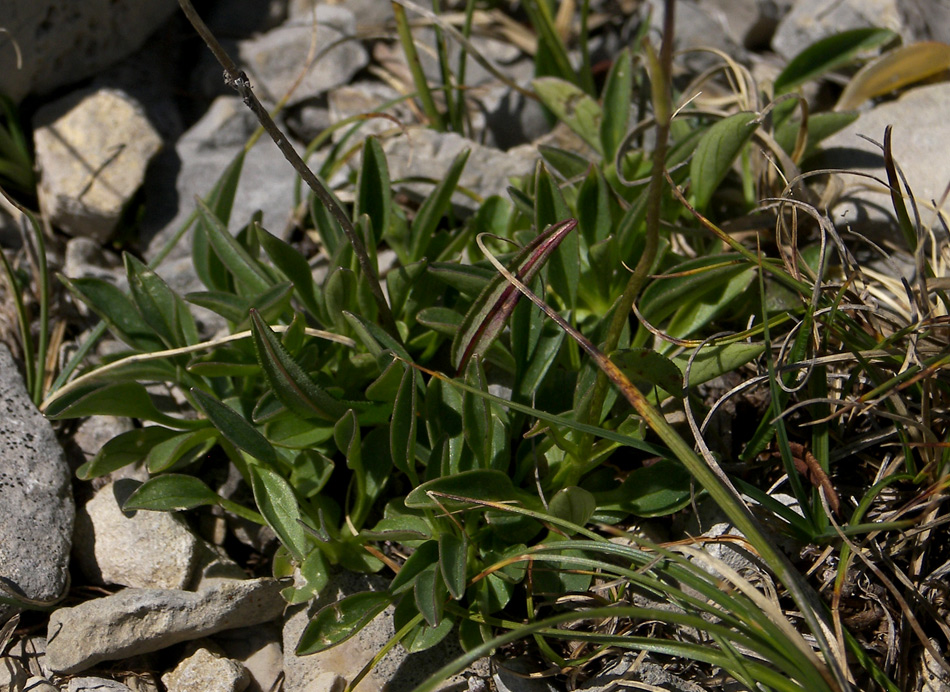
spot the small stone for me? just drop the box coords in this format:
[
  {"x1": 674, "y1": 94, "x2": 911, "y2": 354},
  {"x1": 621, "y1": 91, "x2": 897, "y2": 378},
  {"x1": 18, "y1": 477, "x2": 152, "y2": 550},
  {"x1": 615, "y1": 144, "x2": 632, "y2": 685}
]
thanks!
[
  {"x1": 213, "y1": 623, "x2": 284, "y2": 692},
  {"x1": 46, "y1": 578, "x2": 285, "y2": 674},
  {"x1": 772, "y1": 0, "x2": 908, "y2": 60},
  {"x1": 239, "y1": 7, "x2": 368, "y2": 107},
  {"x1": 67, "y1": 677, "x2": 134, "y2": 692},
  {"x1": 377, "y1": 128, "x2": 539, "y2": 215},
  {"x1": 33, "y1": 87, "x2": 163, "y2": 243},
  {"x1": 817, "y1": 83, "x2": 950, "y2": 236},
  {"x1": 0, "y1": 344, "x2": 74, "y2": 624},
  {"x1": 283, "y1": 571, "x2": 481, "y2": 692},
  {"x1": 72, "y1": 480, "x2": 203, "y2": 590},
  {"x1": 22, "y1": 677, "x2": 58, "y2": 692},
  {"x1": 0, "y1": 0, "x2": 178, "y2": 103},
  {"x1": 161, "y1": 647, "x2": 249, "y2": 692},
  {"x1": 0, "y1": 655, "x2": 28, "y2": 691}
]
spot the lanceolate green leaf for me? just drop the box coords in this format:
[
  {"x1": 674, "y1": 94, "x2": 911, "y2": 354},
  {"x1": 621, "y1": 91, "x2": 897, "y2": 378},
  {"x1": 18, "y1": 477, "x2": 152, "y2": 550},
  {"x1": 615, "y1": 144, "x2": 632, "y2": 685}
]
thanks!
[
  {"x1": 258, "y1": 229, "x2": 323, "y2": 319},
  {"x1": 451, "y1": 219, "x2": 577, "y2": 373},
  {"x1": 690, "y1": 112, "x2": 758, "y2": 213},
  {"x1": 439, "y1": 533, "x2": 468, "y2": 600},
  {"x1": 45, "y1": 382, "x2": 204, "y2": 430},
  {"x1": 77, "y1": 426, "x2": 181, "y2": 480},
  {"x1": 296, "y1": 591, "x2": 393, "y2": 655},
  {"x1": 410, "y1": 149, "x2": 470, "y2": 261},
  {"x1": 354, "y1": 137, "x2": 391, "y2": 244},
  {"x1": 600, "y1": 47, "x2": 634, "y2": 162},
  {"x1": 125, "y1": 254, "x2": 198, "y2": 349},
  {"x1": 249, "y1": 310, "x2": 347, "y2": 422},
  {"x1": 59, "y1": 276, "x2": 164, "y2": 351},
  {"x1": 390, "y1": 364, "x2": 418, "y2": 479},
  {"x1": 249, "y1": 464, "x2": 309, "y2": 562},
  {"x1": 194, "y1": 197, "x2": 272, "y2": 294},
  {"x1": 123, "y1": 474, "x2": 221, "y2": 512},
  {"x1": 532, "y1": 77, "x2": 604, "y2": 154},
  {"x1": 774, "y1": 27, "x2": 897, "y2": 95},
  {"x1": 191, "y1": 388, "x2": 279, "y2": 468}
]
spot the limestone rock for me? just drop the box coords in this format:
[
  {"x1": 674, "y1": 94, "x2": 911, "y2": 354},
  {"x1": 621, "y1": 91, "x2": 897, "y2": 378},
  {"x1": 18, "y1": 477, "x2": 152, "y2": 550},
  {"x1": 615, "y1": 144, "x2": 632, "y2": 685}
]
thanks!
[
  {"x1": 67, "y1": 677, "x2": 134, "y2": 692},
  {"x1": 0, "y1": 344, "x2": 74, "y2": 623},
  {"x1": 72, "y1": 480, "x2": 203, "y2": 590},
  {"x1": 46, "y1": 579, "x2": 285, "y2": 674},
  {"x1": 0, "y1": 0, "x2": 177, "y2": 103},
  {"x1": 378, "y1": 127, "x2": 539, "y2": 215},
  {"x1": 816, "y1": 83, "x2": 950, "y2": 235},
  {"x1": 772, "y1": 0, "x2": 907, "y2": 60},
  {"x1": 33, "y1": 87, "x2": 163, "y2": 243},
  {"x1": 161, "y1": 647, "x2": 249, "y2": 692},
  {"x1": 141, "y1": 96, "x2": 305, "y2": 301},
  {"x1": 282, "y1": 571, "x2": 480, "y2": 692},
  {"x1": 238, "y1": 6, "x2": 368, "y2": 107}
]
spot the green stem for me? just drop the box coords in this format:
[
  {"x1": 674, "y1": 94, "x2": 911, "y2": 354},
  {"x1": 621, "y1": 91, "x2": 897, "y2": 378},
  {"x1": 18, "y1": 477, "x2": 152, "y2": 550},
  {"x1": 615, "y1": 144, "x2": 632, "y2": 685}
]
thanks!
[{"x1": 575, "y1": 2, "x2": 675, "y2": 483}]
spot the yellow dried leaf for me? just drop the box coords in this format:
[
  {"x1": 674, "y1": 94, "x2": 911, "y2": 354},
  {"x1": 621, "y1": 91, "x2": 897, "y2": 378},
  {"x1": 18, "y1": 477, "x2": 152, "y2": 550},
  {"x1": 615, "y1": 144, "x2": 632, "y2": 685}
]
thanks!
[{"x1": 836, "y1": 41, "x2": 950, "y2": 110}]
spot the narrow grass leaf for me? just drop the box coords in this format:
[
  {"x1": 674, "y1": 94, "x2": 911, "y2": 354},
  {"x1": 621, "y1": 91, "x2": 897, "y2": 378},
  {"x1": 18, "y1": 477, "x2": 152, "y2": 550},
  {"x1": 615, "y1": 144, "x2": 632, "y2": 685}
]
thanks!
[
  {"x1": 690, "y1": 112, "x2": 758, "y2": 213},
  {"x1": 532, "y1": 77, "x2": 603, "y2": 154},
  {"x1": 451, "y1": 219, "x2": 577, "y2": 373},
  {"x1": 250, "y1": 309, "x2": 347, "y2": 422},
  {"x1": 410, "y1": 149, "x2": 470, "y2": 261},
  {"x1": 123, "y1": 474, "x2": 221, "y2": 512},
  {"x1": 297, "y1": 590, "x2": 393, "y2": 655},
  {"x1": 774, "y1": 28, "x2": 897, "y2": 95},
  {"x1": 191, "y1": 388, "x2": 279, "y2": 468},
  {"x1": 194, "y1": 197, "x2": 272, "y2": 294},
  {"x1": 250, "y1": 463, "x2": 308, "y2": 562}
]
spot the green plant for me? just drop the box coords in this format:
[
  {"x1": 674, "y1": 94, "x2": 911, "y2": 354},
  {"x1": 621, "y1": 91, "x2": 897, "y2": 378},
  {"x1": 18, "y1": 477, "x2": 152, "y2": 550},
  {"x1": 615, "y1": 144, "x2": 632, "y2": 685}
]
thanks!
[{"x1": 38, "y1": 2, "x2": 950, "y2": 690}]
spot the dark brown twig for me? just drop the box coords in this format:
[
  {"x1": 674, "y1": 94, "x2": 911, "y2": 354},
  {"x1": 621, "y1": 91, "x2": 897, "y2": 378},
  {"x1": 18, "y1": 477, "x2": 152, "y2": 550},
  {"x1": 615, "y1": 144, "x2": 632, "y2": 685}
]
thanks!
[{"x1": 176, "y1": 0, "x2": 399, "y2": 340}]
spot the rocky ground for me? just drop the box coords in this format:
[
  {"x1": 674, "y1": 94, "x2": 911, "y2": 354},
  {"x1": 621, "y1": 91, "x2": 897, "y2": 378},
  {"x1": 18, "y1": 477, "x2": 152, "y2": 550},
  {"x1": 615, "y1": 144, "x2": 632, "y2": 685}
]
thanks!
[{"x1": 0, "y1": 1, "x2": 949, "y2": 691}]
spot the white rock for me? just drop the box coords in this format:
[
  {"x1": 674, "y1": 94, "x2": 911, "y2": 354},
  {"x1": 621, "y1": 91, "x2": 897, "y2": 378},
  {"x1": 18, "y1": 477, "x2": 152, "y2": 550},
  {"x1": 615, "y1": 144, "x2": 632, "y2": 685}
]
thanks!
[
  {"x1": 0, "y1": 655, "x2": 28, "y2": 691},
  {"x1": 282, "y1": 571, "x2": 480, "y2": 692},
  {"x1": 46, "y1": 578, "x2": 285, "y2": 675},
  {"x1": 239, "y1": 7, "x2": 368, "y2": 107},
  {"x1": 0, "y1": 345, "x2": 74, "y2": 624},
  {"x1": 772, "y1": 0, "x2": 907, "y2": 60},
  {"x1": 819, "y1": 83, "x2": 950, "y2": 235},
  {"x1": 22, "y1": 677, "x2": 57, "y2": 692},
  {"x1": 141, "y1": 96, "x2": 306, "y2": 298},
  {"x1": 161, "y1": 647, "x2": 249, "y2": 692},
  {"x1": 378, "y1": 127, "x2": 539, "y2": 214},
  {"x1": 0, "y1": 0, "x2": 177, "y2": 102},
  {"x1": 213, "y1": 623, "x2": 284, "y2": 692},
  {"x1": 67, "y1": 677, "x2": 134, "y2": 692},
  {"x1": 72, "y1": 481, "x2": 202, "y2": 590},
  {"x1": 33, "y1": 87, "x2": 163, "y2": 242}
]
